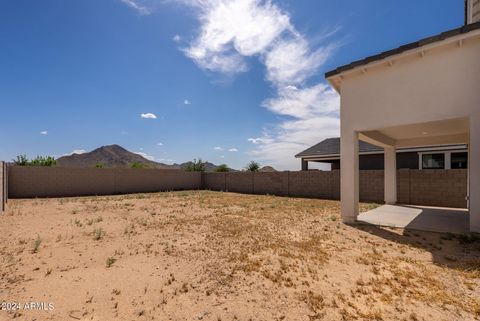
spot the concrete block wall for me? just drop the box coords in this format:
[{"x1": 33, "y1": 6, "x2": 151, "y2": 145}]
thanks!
[
  {"x1": 6, "y1": 167, "x2": 467, "y2": 208},
  {"x1": 359, "y1": 170, "x2": 383, "y2": 202},
  {"x1": 203, "y1": 172, "x2": 226, "y2": 191},
  {"x1": 205, "y1": 170, "x2": 341, "y2": 200},
  {"x1": 409, "y1": 169, "x2": 467, "y2": 208},
  {"x1": 225, "y1": 172, "x2": 254, "y2": 193},
  {"x1": 114, "y1": 169, "x2": 201, "y2": 194},
  {"x1": 396, "y1": 169, "x2": 411, "y2": 204},
  {"x1": 288, "y1": 170, "x2": 340, "y2": 199},
  {"x1": 253, "y1": 172, "x2": 289, "y2": 196},
  {"x1": 8, "y1": 167, "x2": 201, "y2": 198},
  {"x1": 205, "y1": 169, "x2": 467, "y2": 208},
  {"x1": 0, "y1": 162, "x2": 5, "y2": 212}
]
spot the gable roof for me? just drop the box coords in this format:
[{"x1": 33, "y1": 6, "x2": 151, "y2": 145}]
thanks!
[
  {"x1": 295, "y1": 138, "x2": 468, "y2": 159},
  {"x1": 295, "y1": 138, "x2": 382, "y2": 158},
  {"x1": 325, "y1": 21, "x2": 480, "y2": 78}
]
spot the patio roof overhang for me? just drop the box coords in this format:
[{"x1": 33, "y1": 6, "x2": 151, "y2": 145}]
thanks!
[
  {"x1": 329, "y1": 21, "x2": 480, "y2": 233},
  {"x1": 326, "y1": 22, "x2": 480, "y2": 93}
]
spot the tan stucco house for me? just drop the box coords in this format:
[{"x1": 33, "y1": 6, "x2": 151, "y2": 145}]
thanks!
[{"x1": 326, "y1": 1, "x2": 480, "y2": 232}]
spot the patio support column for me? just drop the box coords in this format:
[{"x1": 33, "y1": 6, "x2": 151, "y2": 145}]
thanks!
[
  {"x1": 470, "y1": 114, "x2": 480, "y2": 233},
  {"x1": 340, "y1": 130, "x2": 359, "y2": 223},
  {"x1": 301, "y1": 159, "x2": 309, "y2": 171},
  {"x1": 384, "y1": 146, "x2": 397, "y2": 204}
]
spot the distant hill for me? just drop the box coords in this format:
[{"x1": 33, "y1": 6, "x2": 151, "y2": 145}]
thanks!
[
  {"x1": 56, "y1": 145, "x2": 173, "y2": 169},
  {"x1": 177, "y1": 160, "x2": 231, "y2": 172},
  {"x1": 259, "y1": 166, "x2": 277, "y2": 172},
  {"x1": 56, "y1": 144, "x2": 237, "y2": 171}
]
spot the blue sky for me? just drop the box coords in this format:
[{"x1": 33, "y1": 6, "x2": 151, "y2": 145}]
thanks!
[{"x1": 0, "y1": 0, "x2": 463, "y2": 170}]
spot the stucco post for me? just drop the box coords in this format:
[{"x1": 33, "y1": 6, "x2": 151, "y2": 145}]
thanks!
[
  {"x1": 301, "y1": 159, "x2": 309, "y2": 171},
  {"x1": 384, "y1": 146, "x2": 397, "y2": 204},
  {"x1": 340, "y1": 131, "x2": 359, "y2": 223},
  {"x1": 470, "y1": 114, "x2": 480, "y2": 233}
]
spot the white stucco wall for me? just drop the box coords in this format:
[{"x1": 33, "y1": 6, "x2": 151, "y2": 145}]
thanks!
[
  {"x1": 335, "y1": 31, "x2": 480, "y2": 232},
  {"x1": 340, "y1": 35, "x2": 480, "y2": 131}
]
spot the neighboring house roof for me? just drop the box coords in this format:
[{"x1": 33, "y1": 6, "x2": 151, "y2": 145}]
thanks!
[
  {"x1": 295, "y1": 138, "x2": 380, "y2": 158},
  {"x1": 295, "y1": 138, "x2": 468, "y2": 159},
  {"x1": 325, "y1": 21, "x2": 480, "y2": 78}
]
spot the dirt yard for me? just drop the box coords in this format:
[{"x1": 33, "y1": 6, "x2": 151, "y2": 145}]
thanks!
[{"x1": 1, "y1": 191, "x2": 479, "y2": 321}]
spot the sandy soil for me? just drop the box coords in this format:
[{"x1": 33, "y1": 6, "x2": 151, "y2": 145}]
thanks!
[{"x1": 0, "y1": 191, "x2": 479, "y2": 321}]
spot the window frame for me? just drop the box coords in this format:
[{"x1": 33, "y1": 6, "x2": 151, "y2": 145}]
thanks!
[{"x1": 418, "y1": 149, "x2": 468, "y2": 170}]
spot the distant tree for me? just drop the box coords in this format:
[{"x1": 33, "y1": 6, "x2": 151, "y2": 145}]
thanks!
[
  {"x1": 29, "y1": 156, "x2": 57, "y2": 167},
  {"x1": 184, "y1": 158, "x2": 206, "y2": 172},
  {"x1": 13, "y1": 155, "x2": 28, "y2": 166},
  {"x1": 13, "y1": 155, "x2": 56, "y2": 167},
  {"x1": 215, "y1": 164, "x2": 229, "y2": 172},
  {"x1": 95, "y1": 162, "x2": 105, "y2": 168},
  {"x1": 129, "y1": 162, "x2": 148, "y2": 169},
  {"x1": 245, "y1": 161, "x2": 260, "y2": 172}
]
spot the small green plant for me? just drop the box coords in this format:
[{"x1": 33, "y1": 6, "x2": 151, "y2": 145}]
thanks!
[
  {"x1": 183, "y1": 158, "x2": 206, "y2": 172},
  {"x1": 13, "y1": 155, "x2": 28, "y2": 166},
  {"x1": 458, "y1": 233, "x2": 480, "y2": 244},
  {"x1": 129, "y1": 162, "x2": 149, "y2": 169},
  {"x1": 73, "y1": 218, "x2": 82, "y2": 227},
  {"x1": 215, "y1": 164, "x2": 229, "y2": 172},
  {"x1": 30, "y1": 156, "x2": 56, "y2": 166},
  {"x1": 245, "y1": 160, "x2": 260, "y2": 172},
  {"x1": 93, "y1": 228, "x2": 105, "y2": 240},
  {"x1": 95, "y1": 162, "x2": 105, "y2": 168},
  {"x1": 106, "y1": 256, "x2": 117, "y2": 268},
  {"x1": 13, "y1": 155, "x2": 56, "y2": 166},
  {"x1": 32, "y1": 235, "x2": 42, "y2": 253}
]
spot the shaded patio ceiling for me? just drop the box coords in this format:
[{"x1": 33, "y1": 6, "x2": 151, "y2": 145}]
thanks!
[{"x1": 360, "y1": 117, "x2": 469, "y2": 148}]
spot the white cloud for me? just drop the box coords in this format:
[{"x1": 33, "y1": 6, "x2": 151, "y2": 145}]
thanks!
[
  {"x1": 173, "y1": 34, "x2": 181, "y2": 42},
  {"x1": 120, "y1": 0, "x2": 151, "y2": 15},
  {"x1": 62, "y1": 149, "x2": 87, "y2": 156},
  {"x1": 228, "y1": 148, "x2": 238, "y2": 152},
  {"x1": 157, "y1": 142, "x2": 163, "y2": 146},
  {"x1": 40, "y1": 131, "x2": 48, "y2": 135},
  {"x1": 213, "y1": 146, "x2": 223, "y2": 151},
  {"x1": 264, "y1": 38, "x2": 334, "y2": 85},
  {"x1": 248, "y1": 137, "x2": 273, "y2": 144},
  {"x1": 220, "y1": 155, "x2": 225, "y2": 158},
  {"x1": 184, "y1": 99, "x2": 191, "y2": 105},
  {"x1": 177, "y1": 0, "x2": 339, "y2": 170},
  {"x1": 182, "y1": 0, "x2": 293, "y2": 74},
  {"x1": 134, "y1": 151, "x2": 155, "y2": 161},
  {"x1": 141, "y1": 113, "x2": 157, "y2": 119},
  {"x1": 263, "y1": 84, "x2": 339, "y2": 118},
  {"x1": 247, "y1": 112, "x2": 340, "y2": 169}
]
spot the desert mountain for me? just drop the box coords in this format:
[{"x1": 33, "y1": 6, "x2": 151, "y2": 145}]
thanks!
[
  {"x1": 57, "y1": 145, "x2": 174, "y2": 169},
  {"x1": 259, "y1": 166, "x2": 277, "y2": 172},
  {"x1": 56, "y1": 144, "x2": 236, "y2": 171}
]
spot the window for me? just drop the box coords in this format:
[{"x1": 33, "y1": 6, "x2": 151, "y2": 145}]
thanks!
[
  {"x1": 422, "y1": 154, "x2": 445, "y2": 169},
  {"x1": 451, "y1": 152, "x2": 468, "y2": 169}
]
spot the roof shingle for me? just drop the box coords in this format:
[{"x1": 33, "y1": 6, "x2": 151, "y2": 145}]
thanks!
[
  {"x1": 295, "y1": 138, "x2": 382, "y2": 158},
  {"x1": 325, "y1": 21, "x2": 480, "y2": 78}
]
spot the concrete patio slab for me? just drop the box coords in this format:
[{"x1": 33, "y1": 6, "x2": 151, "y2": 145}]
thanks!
[{"x1": 358, "y1": 204, "x2": 469, "y2": 234}]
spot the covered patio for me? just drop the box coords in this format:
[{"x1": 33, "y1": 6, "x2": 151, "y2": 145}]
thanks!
[
  {"x1": 358, "y1": 204, "x2": 469, "y2": 234},
  {"x1": 326, "y1": 22, "x2": 480, "y2": 233}
]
